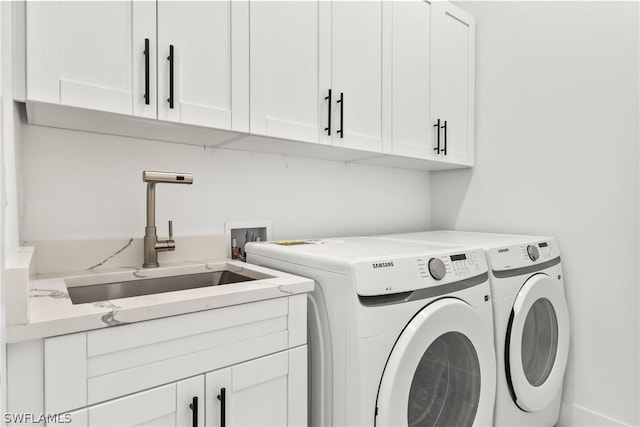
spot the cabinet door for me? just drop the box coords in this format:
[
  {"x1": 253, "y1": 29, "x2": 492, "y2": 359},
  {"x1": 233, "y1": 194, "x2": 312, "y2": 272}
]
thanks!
[
  {"x1": 157, "y1": 1, "x2": 237, "y2": 129},
  {"x1": 26, "y1": 1, "x2": 156, "y2": 118},
  {"x1": 250, "y1": 1, "x2": 323, "y2": 144},
  {"x1": 78, "y1": 377, "x2": 203, "y2": 427},
  {"x1": 331, "y1": 1, "x2": 384, "y2": 152},
  {"x1": 391, "y1": 0, "x2": 434, "y2": 159},
  {"x1": 432, "y1": 2, "x2": 476, "y2": 165},
  {"x1": 206, "y1": 347, "x2": 307, "y2": 427},
  {"x1": 205, "y1": 367, "x2": 231, "y2": 427}
]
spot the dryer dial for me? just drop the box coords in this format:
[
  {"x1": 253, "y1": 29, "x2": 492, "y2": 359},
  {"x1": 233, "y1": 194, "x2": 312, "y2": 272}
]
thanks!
[
  {"x1": 428, "y1": 258, "x2": 446, "y2": 280},
  {"x1": 527, "y1": 245, "x2": 540, "y2": 261}
]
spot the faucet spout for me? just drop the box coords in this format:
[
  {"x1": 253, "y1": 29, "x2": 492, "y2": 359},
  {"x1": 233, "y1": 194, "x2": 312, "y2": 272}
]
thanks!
[{"x1": 142, "y1": 171, "x2": 193, "y2": 268}]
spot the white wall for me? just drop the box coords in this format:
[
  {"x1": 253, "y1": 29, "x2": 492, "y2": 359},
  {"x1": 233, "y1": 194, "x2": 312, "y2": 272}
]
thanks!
[
  {"x1": 20, "y1": 124, "x2": 431, "y2": 242},
  {"x1": 0, "y1": 1, "x2": 22, "y2": 417},
  {"x1": 0, "y1": 0, "x2": 5, "y2": 416},
  {"x1": 437, "y1": 2, "x2": 639, "y2": 426},
  {"x1": 1, "y1": 5, "x2": 20, "y2": 261},
  {"x1": 1, "y1": 1, "x2": 23, "y2": 418}
]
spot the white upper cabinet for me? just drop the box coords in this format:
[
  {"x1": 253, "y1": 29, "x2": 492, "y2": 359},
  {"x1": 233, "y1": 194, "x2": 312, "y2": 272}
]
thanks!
[
  {"x1": 158, "y1": 2, "x2": 236, "y2": 130},
  {"x1": 391, "y1": 0, "x2": 434, "y2": 159},
  {"x1": 248, "y1": 0, "x2": 385, "y2": 151},
  {"x1": 26, "y1": 1, "x2": 156, "y2": 118},
  {"x1": 21, "y1": 1, "x2": 474, "y2": 169},
  {"x1": 331, "y1": 1, "x2": 384, "y2": 152},
  {"x1": 432, "y1": 2, "x2": 476, "y2": 165},
  {"x1": 391, "y1": 0, "x2": 475, "y2": 165},
  {"x1": 25, "y1": 1, "x2": 249, "y2": 130},
  {"x1": 249, "y1": 1, "x2": 323, "y2": 144}
]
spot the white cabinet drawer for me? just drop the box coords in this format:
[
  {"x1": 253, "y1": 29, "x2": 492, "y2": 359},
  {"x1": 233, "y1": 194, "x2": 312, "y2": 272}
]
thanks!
[
  {"x1": 46, "y1": 376, "x2": 205, "y2": 427},
  {"x1": 44, "y1": 296, "x2": 306, "y2": 414}
]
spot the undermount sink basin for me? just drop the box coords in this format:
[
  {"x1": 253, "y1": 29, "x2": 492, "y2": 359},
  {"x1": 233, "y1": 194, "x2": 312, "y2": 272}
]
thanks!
[{"x1": 65, "y1": 265, "x2": 273, "y2": 305}]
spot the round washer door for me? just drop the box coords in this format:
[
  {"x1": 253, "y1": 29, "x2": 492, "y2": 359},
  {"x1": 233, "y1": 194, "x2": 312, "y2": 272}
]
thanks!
[
  {"x1": 507, "y1": 273, "x2": 570, "y2": 412},
  {"x1": 376, "y1": 298, "x2": 496, "y2": 427}
]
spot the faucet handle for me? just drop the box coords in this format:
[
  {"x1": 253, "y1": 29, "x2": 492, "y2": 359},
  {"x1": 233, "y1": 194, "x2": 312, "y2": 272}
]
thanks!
[{"x1": 168, "y1": 220, "x2": 173, "y2": 240}]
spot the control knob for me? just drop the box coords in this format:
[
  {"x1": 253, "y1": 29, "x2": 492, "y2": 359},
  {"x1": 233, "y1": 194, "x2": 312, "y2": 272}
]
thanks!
[
  {"x1": 527, "y1": 245, "x2": 540, "y2": 261},
  {"x1": 428, "y1": 258, "x2": 446, "y2": 281}
]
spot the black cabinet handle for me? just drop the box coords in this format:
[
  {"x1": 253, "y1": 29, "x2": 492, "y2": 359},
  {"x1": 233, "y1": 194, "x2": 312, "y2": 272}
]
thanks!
[
  {"x1": 167, "y1": 45, "x2": 174, "y2": 109},
  {"x1": 337, "y1": 92, "x2": 344, "y2": 138},
  {"x1": 433, "y1": 118, "x2": 441, "y2": 154},
  {"x1": 217, "y1": 388, "x2": 226, "y2": 427},
  {"x1": 324, "y1": 89, "x2": 332, "y2": 135},
  {"x1": 441, "y1": 120, "x2": 448, "y2": 155},
  {"x1": 189, "y1": 396, "x2": 198, "y2": 427},
  {"x1": 143, "y1": 38, "x2": 150, "y2": 105}
]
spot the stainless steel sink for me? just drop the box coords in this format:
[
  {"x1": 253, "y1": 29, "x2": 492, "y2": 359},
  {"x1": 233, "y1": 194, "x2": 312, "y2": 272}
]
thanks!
[{"x1": 66, "y1": 268, "x2": 271, "y2": 305}]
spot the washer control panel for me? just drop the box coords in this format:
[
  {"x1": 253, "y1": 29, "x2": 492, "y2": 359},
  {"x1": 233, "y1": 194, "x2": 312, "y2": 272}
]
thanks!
[
  {"x1": 418, "y1": 251, "x2": 484, "y2": 282},
  {"x1": 428, "y1": 258, "x2": 446, "y2": 280},
  {"x1": 526, "y1": 245, "x2": 540, "y2": 261},
  {"x1": 353, "y1": 249, "x2": 488, "y2": 296}
]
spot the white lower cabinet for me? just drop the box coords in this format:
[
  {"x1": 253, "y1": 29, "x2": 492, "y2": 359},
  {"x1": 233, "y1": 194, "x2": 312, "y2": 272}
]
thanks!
[
  {"x1": 206, "y1": 348, "x2": 307, "y2": 427},
  {"x1": 48, "y1": 377, "x2": 202, "y2": 427},
  {"x1": 9, "y1": 296, "x2": 308, "y2": 427},
  {"x1": 47, "y1": 348, "x2": 306, "y2": 427}
]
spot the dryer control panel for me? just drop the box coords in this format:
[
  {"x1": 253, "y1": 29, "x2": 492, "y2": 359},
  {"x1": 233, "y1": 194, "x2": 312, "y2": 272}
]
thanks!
[
  {"x1": 420, "y1": 251, "x2": 483, "y2": 281},
  {"x1": 488, "y1": 239, "x2": 560, "y2": 272},
  {"x1": 354, "y1": 249, "x2": 488, "y2": 296}
]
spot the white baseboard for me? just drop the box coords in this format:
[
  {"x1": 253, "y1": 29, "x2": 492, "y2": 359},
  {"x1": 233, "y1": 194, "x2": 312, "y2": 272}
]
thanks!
[{"x1": 557, "y1": 402, "x2": 630, "y2": 427}]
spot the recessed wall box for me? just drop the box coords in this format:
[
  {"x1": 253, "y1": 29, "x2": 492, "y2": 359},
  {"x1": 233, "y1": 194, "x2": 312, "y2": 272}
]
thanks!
[{"x1": 225, "y1": 221, "x2": 271, "y2": 260}]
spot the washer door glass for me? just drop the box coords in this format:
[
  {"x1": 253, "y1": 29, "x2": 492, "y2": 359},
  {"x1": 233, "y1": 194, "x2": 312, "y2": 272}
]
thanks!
[
  {"x1": 408, "y1": 331, "x2": 481, "y2": 427},
  {"x1": 375, "y1": 298, "x2": 496, "y2": 427},
  {"x1": 521, "y1": 298, "x2": 558, "y2": 387}
]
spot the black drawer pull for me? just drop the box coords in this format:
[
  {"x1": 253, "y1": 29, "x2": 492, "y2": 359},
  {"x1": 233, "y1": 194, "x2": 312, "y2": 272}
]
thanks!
[
  {"x1": 143, "y1": 38, "x2": 150, "y2": 105},
  {"x1": 337, "y1": 92, "x2": 344, "y2": 138},
  {"x1": 189, "y1": 396, "x2": 198, "y2": 427},
  {"x1": 442, "y1": 120, "x2": 448, "y2": 155},
  {"x1": 167, "y1": 45, "x2": 174, "y2": 109},
  {"x1": 325, "y1": 89, "x2": 332, "y2": 135},
  {"x1": 433, "y1": 118, "x2": 441, "y2": 154},
  {"x1": 217, "y1": 388, "x2": 226, "y2": 427}
]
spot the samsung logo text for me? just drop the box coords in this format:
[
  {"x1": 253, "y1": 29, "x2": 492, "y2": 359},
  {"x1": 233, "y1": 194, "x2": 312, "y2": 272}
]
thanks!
[{"x1": 372, "y1": 262, "x2": 394, "y2": 269}]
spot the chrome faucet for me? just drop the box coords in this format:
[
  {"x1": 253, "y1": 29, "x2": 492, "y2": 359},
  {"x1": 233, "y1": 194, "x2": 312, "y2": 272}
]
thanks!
[{"x1": 142, "y1": 171, "x2": 194, "y2": 268}]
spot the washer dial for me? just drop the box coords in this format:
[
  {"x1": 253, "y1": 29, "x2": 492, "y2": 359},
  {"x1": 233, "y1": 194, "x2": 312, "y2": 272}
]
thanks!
[
  {"x1": 527, "y1": 245, "x2": 540, "y2": 261},
  {"x1": 428, "y1": 258, "x2": 446, "y2": 280}
]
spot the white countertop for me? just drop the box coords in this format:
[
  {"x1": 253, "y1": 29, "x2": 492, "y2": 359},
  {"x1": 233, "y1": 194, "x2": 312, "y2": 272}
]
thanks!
[{"x1": 6, "y1": 259, "x2": 314, "y2": 343}]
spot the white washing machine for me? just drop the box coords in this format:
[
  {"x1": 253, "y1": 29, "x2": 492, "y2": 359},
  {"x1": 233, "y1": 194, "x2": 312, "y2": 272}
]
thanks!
[
  {"x1": 376, "y1": 231, "x2": 570, "y2": 427},
  {"x1": 246, "y1": 237, "x2": 496, "y2": 427}
]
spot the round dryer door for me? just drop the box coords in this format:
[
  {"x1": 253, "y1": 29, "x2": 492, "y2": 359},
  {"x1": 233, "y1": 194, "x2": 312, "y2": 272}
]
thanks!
[
  {"x1": 507, "y1": 273, "x2": 570, "y2": 412},
  {"x1": 376, "y1": 298, "x2": 496, "y2": 427}
]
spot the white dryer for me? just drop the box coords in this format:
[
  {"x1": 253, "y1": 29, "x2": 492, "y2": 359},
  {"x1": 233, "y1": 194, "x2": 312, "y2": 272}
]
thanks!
[
  {"x1": 376, "y1": 231, "x2": 570, "y2": 427},
  {"x1": 246, "y1": 237, "x2": 496, "y2": 427}
]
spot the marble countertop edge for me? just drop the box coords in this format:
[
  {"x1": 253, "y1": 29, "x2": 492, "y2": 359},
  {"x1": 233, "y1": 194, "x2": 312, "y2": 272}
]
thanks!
[{"x1": 6, "y1": 259, "x2": 314, "y2": 344}]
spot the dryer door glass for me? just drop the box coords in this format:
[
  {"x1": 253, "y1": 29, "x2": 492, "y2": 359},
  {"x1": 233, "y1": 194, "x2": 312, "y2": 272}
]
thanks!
[
  {"x1": 521, "y1": 297, "x2": 558, "y2": 387},
  {"x1": 408, "y1": 331, "x2": 481, "y2": 427}
]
